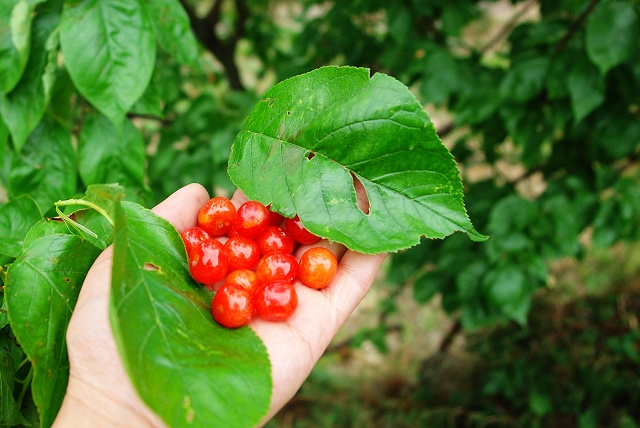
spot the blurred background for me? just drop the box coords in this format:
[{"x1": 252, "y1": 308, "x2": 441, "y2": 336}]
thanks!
[{"x1": 3, "y1": 0, "x2": 640, "y2": 427}]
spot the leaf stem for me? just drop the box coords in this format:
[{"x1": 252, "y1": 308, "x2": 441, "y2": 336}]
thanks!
[
  {"x1": 16, "y1": 365, "x2": 33, "y2": 409},
  {"x1": 55, "y1": 199, "x2": 115, "y2": 227},
  {"x1": 53, "y1": 198, "x2": 115, "y2": 241}
]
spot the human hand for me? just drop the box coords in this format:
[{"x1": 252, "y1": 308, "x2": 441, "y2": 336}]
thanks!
[{"x1": 53, "y1": 183, "x2": 386, "y2": 427}]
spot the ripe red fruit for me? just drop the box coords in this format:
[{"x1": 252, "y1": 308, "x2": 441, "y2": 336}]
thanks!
[
  {"x1": 255, "y1": 252, "x2": 299, "y2": 284},
  {"x1": 256, "y1": 226, "x2": 295, "y2": 255},
  {"x1": 299, "y1": 247, "x2": 338, "y2": 289},
  {"x1": 254, "y1": 281, "x2": 298, "y2": 322},
  {"x1": 198, "y1": 197, "x2": 236, "y2": 236},
  {"x1": 180, "y1": 226, "x2": 211, "y2": 256},
  {"x1": 189, "y1": 239, "x2": 228, "y2": 286},
  {"x1": 285, "y1": 215, "x2": 321, "y2": 245},
  {"x1": 267, "y1": 206, "x2": 284, "y2": 226},
  {"x1": 225, "y1": 269, "x2": 260, "y2": 295},
  {"x1": 224, "y1": 236, "x2": 261, "y2": 271},
  {"x1": 211, "y1": 284, "x2": 253, "y2": 328},
  {"x1": 232, "y1": 200, "x2": 270, "y2": 239}
]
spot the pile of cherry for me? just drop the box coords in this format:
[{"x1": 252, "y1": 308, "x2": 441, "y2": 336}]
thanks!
[{"x1": 180, "y1": 197, "x2": 338, "y2": 328}]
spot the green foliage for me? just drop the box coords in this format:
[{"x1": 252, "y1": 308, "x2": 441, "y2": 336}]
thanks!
[
  {"x1": 229, "y1": 66, "x2": 485, "y2": 253},
  {"x1": 110, "y1": 200, "x2": 271, "y2": 427}
]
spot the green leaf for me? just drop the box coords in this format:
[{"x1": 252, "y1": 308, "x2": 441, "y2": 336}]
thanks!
[
  {"x1": 5, "y1": 230, "x2": 102, "y2": 427},
  {"x1": 228, "y1": 66, "x2": 486, "y2": 254},
  {"x1": 0, "y1": 0, "x2": 33, "y2": 93},
  {"x1": 0, "y1": 194, "x2": 41, "y2": 257},
  {"x1": 8, "y1": 117, "x2": 76, "y2": 213},
  {"x1": 110, "y1": 201, "x2": 272, "y2": 428},
  {"x1": 78, "y1": 113, "x2": 146, "y2": 192},
  {"x1": 141, "y1": 0, "x2": 198, "y2": 67},
  {"x1": 0, "y1": 328, "x2": 29, "y2": 427},
  {"x1": 59, "y1": 0, "x2": 156, "y2": 127},
  {"x1": 499, "y1": 57, "x2": 550, "y2": 102},
  {"x1": 482, "y1": 265, "x2": 531, "y2": 325},
  {"x1": 0, "y1": 7, "x2": 59, "y2": 151},
  {"x1": 586, "y1": 1, "x2": 639, "y2": 75},
  {"x1": 567, "y1": 59, "x2": 605, "y2": 123},
  {"x1": 413, "y1": 271, "x2": 444, "y2": 304}
]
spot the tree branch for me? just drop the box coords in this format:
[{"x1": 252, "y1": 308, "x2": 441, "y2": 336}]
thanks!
[
  {"x1": 180, "y1": 0, "x2": 247, "y2": 90},
  {"x1": 479, "y1": 0, "x2": 538, "y2": 56},
  {"x1": 553, "y1": 0, "x2": 600, "y2": 56}
]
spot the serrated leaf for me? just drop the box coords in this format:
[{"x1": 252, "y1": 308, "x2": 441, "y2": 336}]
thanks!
[
  {"x1": 0, "y1": 0, "x2": 33, "y2": 93},
  {"x1": 78, "y1": 113, "x2": 146, "y2": 192},
  {"x1": 8, "y1": 117, "x2": 76, "y2": 213},
  {"x1": 586, "y1": 1, "x2": 639, "y2": 75},
  {"x1": 110, "y1": 201, "x2": 272, "y2": 428},
  {"x1": 141, "y1": 0, "x2": 198, "y2": 67},
  {"x1": 228, "y1": 66, "x2": 486, "y2": 254},
  {"x1": 0, "y1": 8, "x2": 59, "y2": 151},
  {"x1": 5, "y1": 230, "x2": 102, "y2": 427},
  {"x1": 59, "y1": 0, "x2": 156, "y2": 128},
  {"x1": 0, "y1": 194, "x2": 41, "y2": 257}
]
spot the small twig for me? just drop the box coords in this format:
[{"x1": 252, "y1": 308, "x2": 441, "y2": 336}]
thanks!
[
  {"x1": 438, "y1": 317, "x2": 462, "y2": 352},
  {"x1": 180, "y1": 0, "x2": 247, "y2": 90},
  {"x1": 479, "y1": 0, "x2": 538, "y2": 55},
  {"x1": 553, "y1": 0, "x2": 600, "y2": 56}
]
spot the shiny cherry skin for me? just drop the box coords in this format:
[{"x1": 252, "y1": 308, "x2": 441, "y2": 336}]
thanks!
[
  {"x1": 299, "y1": 247, "x2": 338, "y2": 289},
  {"x1": 224, "y1": 269, "x2": 260, "y2": 295},
  {"x1": 232, "y1": 200, "x2": 270, "y2": 239},
  {"x1": 253, "y1": 281, "x2": 298, "y2": 322},
  {"x1": 180, "y1": 226, "x2": 211, "y2": 256},
  {"x1": 197, "y1": 197, "x2": 236, "y2": 236},
  {"x1": 256, "y1": 226, "x2": 295, "y2": 256},
  {"x1": 211, "y1": 284, "x2": 253, "y2": 328},
  {"x1": 285, "y1": 215, "x2": 321, "y2": 245},
  {"x1": 224, "y1": 236, "x2": 260, "y2": 271},
  {"x1": 189, "y1": 239, "x2": 228, "y2": 286},
  {"x1": 267, "y1": 206, "x2": 285, "y2": 226},
  {"x1": 255, "y1": 252, "x2": 299, "y2": 284}
]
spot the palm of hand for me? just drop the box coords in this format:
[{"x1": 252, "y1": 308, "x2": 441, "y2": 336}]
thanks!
[{"x1": 55, "y1": 184, "x2": 385, "y2": 427}]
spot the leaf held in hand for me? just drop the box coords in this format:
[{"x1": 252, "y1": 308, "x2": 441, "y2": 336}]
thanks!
[
  {"x1": 228, "y1": 66, "x2": 486, "y2": 253},
  {"x1": 110, "y1": 201, "x2": 271, "y2": 428}
]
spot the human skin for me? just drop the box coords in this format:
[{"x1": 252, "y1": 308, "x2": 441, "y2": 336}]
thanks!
[{"x1": 53, "y1": 183, "x2": 386, "y2": 427}]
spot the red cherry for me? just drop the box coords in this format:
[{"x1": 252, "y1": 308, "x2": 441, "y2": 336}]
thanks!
[
  {"x1": 232, "y1": 200, "x2": 270, "y2": 239},
  {"x1": 197, "y1": 197, "x2": 236, "y2": 236},
  {"x1": 255, "y1": 252, "x2": 299, "y2": 284},
  {"x1": 253, "y1": 281, "x2": 298, "y2": 322},
  {"x1": 256, "y1": 226, "x2": 295, "y2": 255},
  {"x1": 267, "y1": 206, "x2": 285, "y2": 226},
  {"x1": 211, "y1": 284, "x2": 253, "y2": 328},
  {"x1": 285, "y1": 215, "x2": 321, "y2": 245},
  {"x1": 299, "y1": 247, "x2": 338, "y2": 289},
  {"x1": 225, "y1": 269, "x2": 260, "y2": 295},
  {"x1": 224, "y1": 236, "x2": 260, "y2": 271},
  {"x1": 189, "y1": 239, "x2": 228, "y2": 286},
  {"x1": 180, "y1": 226, "x2": 211, "y2": 256}
]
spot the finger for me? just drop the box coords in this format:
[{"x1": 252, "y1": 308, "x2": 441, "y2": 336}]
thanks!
[{"x1": 151, "y1": 183, "x2": 211, "y2": 232}]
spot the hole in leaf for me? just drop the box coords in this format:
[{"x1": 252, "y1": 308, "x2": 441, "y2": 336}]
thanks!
[
  {"x1": 286, "y1": 111, "x2": 292, "y2": 116},
  {"x1": 306, "y1": 151, "x2": 315, "y2": 160},
  {"x1": 351, "y1": 172, "x2": 370, "y2": 215},
  {"x1": 144, "y1": 262, "x2": 160, "y2": 272}
]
